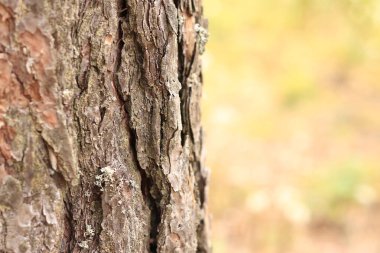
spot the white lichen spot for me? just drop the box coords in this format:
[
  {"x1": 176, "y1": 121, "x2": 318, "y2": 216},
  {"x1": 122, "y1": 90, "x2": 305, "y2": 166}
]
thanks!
[
  {"x1": 78, "y1": 240, "x2": 89, "y2": 249},
  {"x1": 194, "y1": 23, "x2": 209, "y2": 54},
  {"x1": 85, "y1": 224, "x2": 95, "y2": 238},
  {"x1": 95, "y1": 166, "x2": 116, "y2": 191},
  {"x1": 79, "y1": 224, "x2": 95, "y2": 249},
  {"x1": 101, "y1": 166, "x2": 115, "y2": 179}
]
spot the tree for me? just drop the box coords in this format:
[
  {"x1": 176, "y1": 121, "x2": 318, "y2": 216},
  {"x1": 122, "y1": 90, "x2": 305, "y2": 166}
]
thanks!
[{"x1": 0, "y1": 0, "x2": 209, "y2": 252}]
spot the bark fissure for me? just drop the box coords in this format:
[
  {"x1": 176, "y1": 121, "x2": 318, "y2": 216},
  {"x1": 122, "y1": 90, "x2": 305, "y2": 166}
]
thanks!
[
  {"x1": 129, "y1": 124, "x2": 162, "y2": 253},
  {"x1": 63, "y1": 196, "x2": 75, "y2": 253}
]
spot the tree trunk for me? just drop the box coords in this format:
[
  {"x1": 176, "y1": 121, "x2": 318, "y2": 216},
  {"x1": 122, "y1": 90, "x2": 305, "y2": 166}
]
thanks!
[{"x1": 0, "y1": 0, "x2": 209, "y2": 252}]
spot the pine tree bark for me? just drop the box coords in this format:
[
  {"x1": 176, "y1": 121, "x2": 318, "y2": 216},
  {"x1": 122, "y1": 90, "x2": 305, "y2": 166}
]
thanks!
[{"x1": 0, "y1": 0, "x2": 209, "y2": 252}]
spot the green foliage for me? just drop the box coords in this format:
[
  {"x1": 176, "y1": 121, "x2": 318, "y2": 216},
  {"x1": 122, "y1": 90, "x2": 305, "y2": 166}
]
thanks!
[{"x1": 301, "y1": 160, "x2": 376, "y2": 221}]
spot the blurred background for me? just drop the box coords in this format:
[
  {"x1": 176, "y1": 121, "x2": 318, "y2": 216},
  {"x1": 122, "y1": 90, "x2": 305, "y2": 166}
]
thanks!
[{"x1": 201, "y1": 0, "x2": 380, "y2": 252}]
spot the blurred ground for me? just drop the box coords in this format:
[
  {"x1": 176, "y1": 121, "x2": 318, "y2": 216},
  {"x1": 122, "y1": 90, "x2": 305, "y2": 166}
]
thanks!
[{"x1": 201, "y1": 0, "x2": 380, "y2": 252}]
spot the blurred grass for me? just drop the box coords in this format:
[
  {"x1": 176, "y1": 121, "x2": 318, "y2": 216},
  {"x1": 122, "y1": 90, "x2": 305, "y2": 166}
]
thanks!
[{"x1": 202, "y1": 0, "x2": 380, "y2": 252}]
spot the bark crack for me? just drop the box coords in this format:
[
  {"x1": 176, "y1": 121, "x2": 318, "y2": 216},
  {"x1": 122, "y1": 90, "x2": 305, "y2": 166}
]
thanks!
[
  {"x1": 63, "y1": 195, "x2": 75, "y2": 253},
  {"x1": 129, "y1": 126, "x2": 162, "y2": 253}
]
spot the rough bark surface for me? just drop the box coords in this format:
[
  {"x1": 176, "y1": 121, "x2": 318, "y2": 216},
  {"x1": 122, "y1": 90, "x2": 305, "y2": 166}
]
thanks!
[{"x1": 0, "y1": 0, "x2": 209, "y2": 252}]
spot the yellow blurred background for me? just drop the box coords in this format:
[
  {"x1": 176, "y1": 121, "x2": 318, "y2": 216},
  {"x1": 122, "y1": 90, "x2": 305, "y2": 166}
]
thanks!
[{"x1": 202, "y1": 0, "x2": 380, "y2": 252}]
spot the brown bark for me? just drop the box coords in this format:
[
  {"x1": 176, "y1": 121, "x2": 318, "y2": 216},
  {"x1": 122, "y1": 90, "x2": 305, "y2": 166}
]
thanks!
[{"x1": 0, "y1": 0, "x2": 209, "y2": 252}]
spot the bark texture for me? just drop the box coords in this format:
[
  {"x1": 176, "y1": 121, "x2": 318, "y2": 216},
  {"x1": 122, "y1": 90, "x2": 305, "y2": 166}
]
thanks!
[{"x1": 0, "y1": 0, "x2": 209, "y2": 252}]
